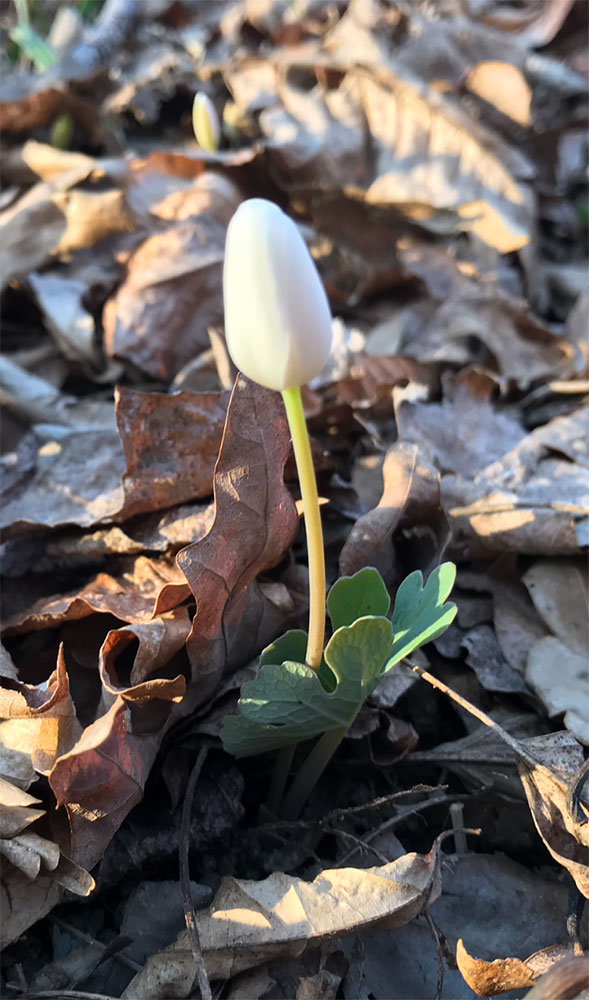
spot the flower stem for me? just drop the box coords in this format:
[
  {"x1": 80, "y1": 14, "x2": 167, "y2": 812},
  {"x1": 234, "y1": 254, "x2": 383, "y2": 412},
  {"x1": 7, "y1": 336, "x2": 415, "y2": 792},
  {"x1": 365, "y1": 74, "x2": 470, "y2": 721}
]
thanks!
[
  {"x1": 281, "y1": 386, "x2": 325, "y2": 670},
  {"x1": 281, "y1": 726, "x2": 347, "y2": 820}
]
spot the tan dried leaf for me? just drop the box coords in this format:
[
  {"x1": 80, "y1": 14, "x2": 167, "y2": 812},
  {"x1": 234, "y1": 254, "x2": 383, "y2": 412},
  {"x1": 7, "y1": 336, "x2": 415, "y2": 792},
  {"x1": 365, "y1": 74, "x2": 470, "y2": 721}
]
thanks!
[
  {"x1": 0, "y1": 645, "x2": 81, "y2": 788},
  {"x1": 456, "y1": 937, "x2": 535, "y2": 996},
  {"x1": 466, "y1": 62, "x2": 531, "y2": 126},
  {"x1": 123, "y1": 843, "x2": 443, "y2": 997},
  {"x1": 339, "y1": 441, "x2": 449, "y2": 579},
  {"x1": 516, "y1": 732, "x2": 589, "y2": 897}
]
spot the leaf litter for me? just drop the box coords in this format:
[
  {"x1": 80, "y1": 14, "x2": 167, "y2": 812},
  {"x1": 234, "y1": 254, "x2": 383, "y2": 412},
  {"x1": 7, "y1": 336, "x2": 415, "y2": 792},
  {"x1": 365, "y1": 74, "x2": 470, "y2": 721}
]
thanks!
[{"x1": 0, "y1": 0, "x2": 588, "y2": 997}]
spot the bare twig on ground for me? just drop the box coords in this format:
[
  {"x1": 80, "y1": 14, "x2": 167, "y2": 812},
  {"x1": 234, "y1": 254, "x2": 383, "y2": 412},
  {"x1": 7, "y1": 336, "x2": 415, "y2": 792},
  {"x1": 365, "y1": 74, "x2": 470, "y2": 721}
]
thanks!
[{"x1": 180, "y1": 746, "x2": 212, "y2": 1000}]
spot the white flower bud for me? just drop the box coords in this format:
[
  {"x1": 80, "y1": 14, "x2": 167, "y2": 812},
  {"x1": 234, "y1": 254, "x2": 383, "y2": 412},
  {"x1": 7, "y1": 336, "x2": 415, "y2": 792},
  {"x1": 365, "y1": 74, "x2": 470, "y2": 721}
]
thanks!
[
  {"x1": 192, "y1": 93, "x2": 221, "y2": 152},
  {"x1": 223, "y1": 199, "x2": 333, "y2": 391}
]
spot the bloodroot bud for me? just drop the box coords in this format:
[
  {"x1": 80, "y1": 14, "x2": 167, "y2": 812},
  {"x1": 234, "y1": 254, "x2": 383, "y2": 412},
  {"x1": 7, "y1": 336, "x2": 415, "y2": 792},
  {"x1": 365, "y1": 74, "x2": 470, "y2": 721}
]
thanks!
[
  {"x1": 192, "y1": 93, "x2": 221, "y2": 152},
  {"x1": 223, "y1": 199, "x2": 333, "y2": 391}
]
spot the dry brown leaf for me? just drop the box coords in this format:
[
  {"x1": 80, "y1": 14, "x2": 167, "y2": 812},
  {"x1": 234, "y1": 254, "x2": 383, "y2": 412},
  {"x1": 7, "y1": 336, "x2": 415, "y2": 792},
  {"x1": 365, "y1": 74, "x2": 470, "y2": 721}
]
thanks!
[
  {"x1": 103, "y1": 211, "x2": 230, "y2": 380},
  {"x1": 523, "y1": 559, "x2": 589, "y2": 744},
  {"x1": 0, "y1": 78, "x2": 99, "y2": 135},
  {"x1": 177, "y1": 376, "x2": 300, "y2": 705},
  {"x1": 0, "y1": 423, "x2": 125, "y2": 536},
  {"x1": 0, "y1": 168, "x2": 134, "y2": 286},
  {"x1": 3, "y1": 557, "x2": 190, "y2": 635},
  {"x1": 516, "y1": 732, "x2": 589, "y2": 897},
  {"x1": 116, "y1": 386, "x2": 228, "y2": 518},
  {"x1": 339, "y1": 441, "x2": 450, "y2": 580},
  {"x1": 456, "y1": 937, "x2": 535, "y2": 995},
  {"x1": 123, "y1": 842, "x2": 443, "y2": 997},
  {"x1": 99, "y1": 606, "x2": 190, "y2": 706},
  {"x1": 466, "y1": 61, "x2": 531, "y2": 126},
  {"x1": 49, "y1": 696, "x2": 153, "y2": 870},
  {"x1": 0, "y1": 645, "x2": 81, "y2": 788},
  {"x1": 442, "y1": 407, "x2": 589, "y2": 556},
  {"x1": 1, "y1": 849, "x2": 94, "y2": 948},
  {"x1": 28, "y1": 272, "x2": 100, "y2": 367},
  {"x1": 461, "y1": 624, "x2": 529, "y2": 694},
  {"x1": 395, "y1": 375, "x2": 526, "y2": 478},
  {"x1": 336, "y1": 355, "x2": 437, "y2": 416},
  {"x1": 476, "y1": 0, "x2": 575, "y2": 48},
  {"x1": 490, "y1": 571, "x2": 549, "y2": 674},
  {"x1": 0, "y1": 777, "x2": 45, "y2": 839},
  {"x1": 402, "y1": 284, "x2": 577, "y2": 390}
]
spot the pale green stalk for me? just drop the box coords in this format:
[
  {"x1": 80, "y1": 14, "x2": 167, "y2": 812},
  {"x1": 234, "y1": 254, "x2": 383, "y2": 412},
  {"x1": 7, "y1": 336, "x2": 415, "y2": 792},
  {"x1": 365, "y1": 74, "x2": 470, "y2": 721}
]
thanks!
[
  {"x1": 281, "y1": 386, "x2": 325, "y2": 669},
  {"x1": 267, "y1": 386, "x2": 326, "y2": 815}
]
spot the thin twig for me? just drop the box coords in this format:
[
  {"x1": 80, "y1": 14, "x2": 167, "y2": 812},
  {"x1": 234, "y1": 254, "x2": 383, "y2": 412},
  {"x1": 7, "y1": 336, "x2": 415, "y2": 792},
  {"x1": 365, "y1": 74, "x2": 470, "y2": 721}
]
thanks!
[
  {"x1": 336, "y1": 792, "x2": 471, "y2": 867},
  {"x1": 180, "y1": 747, "x2": 212, "y2": 1000},
  {"x1": 409, "y1": 663, "x2": 542, "y2": 768},
  {"x1": 322, "y1": 784, "x2": 447, "y2": 822},
  {"x1": 258, "y1": 819, "x2": 390, "y2": 865},
  {"x1": 49, "y1": 916, "x2": 142, "y2": 974},
  {"x1": 424, "y1": 912, "x2": 445, "y2": 1000},
  {"x1": 24, "y1": 993, "x2": 121, "y2": 1000}
]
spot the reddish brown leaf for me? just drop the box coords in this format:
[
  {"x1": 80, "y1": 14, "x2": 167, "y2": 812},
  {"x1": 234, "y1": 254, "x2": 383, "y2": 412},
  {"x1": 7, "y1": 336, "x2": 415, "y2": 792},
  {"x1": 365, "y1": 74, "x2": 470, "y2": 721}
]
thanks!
[
  {"x1": 177, "y1": 377, "x2": 300, "y2": 704},
  {"x1": 49, "y1": 697, "x2": 152, "y2": 870},
  {"x1": 103, "y1": 214, "x2": 228, "y2": 380},
  {"x1": 3, "y1": 557, "x2": 190, "y2": 635},
  {"x1": 115, "y1": 387, "x2": 228, "y2": 518},
  {"x1": 99, "y1": 607, "x2": 190, "y2": 706}
]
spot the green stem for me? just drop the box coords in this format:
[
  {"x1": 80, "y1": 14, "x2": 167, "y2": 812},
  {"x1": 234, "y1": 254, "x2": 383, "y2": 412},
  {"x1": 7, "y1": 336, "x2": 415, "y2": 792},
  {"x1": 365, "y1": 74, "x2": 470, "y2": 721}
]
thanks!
[
  {"x1": 281, "y1": 386, "x2": 325, "y2": 670},
  {"x1": 266, "y1": 744, "x2": 294, "y2": 816},
  {"x1": 281, "y1": 727, "x2": 347, "y2": 820}
]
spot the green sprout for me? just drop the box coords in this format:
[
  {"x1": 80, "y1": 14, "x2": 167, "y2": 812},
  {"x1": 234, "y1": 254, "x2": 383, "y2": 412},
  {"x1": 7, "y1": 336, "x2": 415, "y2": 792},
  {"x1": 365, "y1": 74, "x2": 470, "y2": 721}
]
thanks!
[{"x1": 221, "y1": 198, "x2": 457, "y2": 818}]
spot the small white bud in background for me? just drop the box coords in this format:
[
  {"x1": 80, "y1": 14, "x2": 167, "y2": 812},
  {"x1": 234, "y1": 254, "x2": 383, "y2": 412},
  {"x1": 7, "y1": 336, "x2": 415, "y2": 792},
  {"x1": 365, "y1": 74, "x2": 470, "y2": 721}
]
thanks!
[
  {"x1": 223, "y1": 199, "x2": 333, "y2": 391},
  {"x1": 192, "y1": 93, "x2": 221, "y2": 152}
]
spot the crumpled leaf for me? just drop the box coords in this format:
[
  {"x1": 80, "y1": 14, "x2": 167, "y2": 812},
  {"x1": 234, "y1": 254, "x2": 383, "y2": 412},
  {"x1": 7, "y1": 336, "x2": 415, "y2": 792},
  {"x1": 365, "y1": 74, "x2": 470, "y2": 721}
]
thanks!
[
  {"x1": 0, "y1": 645, "x2": 81, "y2": 788},
  {"x1": 98, "y1": 606, "x2": 190, "y2": 706},
  {"x1": 442, "y1": 406, "x2": 589, "y2": 556},
  {"x1": 222, "y1": 564, "x2": 456, "y2": 757},
  {"x1": 516, "y1": 731, "x2": 589, "y2": 897},
  {"x1": 1, "y1": 385, "x2": 228, "y2": 536},
  {"x1": 400, "y1": 283, "x2": 577, "y2": 390},
  {"x1": 0, "y1": 422, "x2": 126, "y2": 536},
  {"x1": 123, "y1": 841, "x2": 443, "y2": 995},
  {"x1": 523, "y1": 558, "x2": 589, "y2": 743},
  {"x1": 0, "y1": 777, "x2": 45, "y2": 839},
  {"x1": 395, "y1": 376, "x2": 527, "y2": 478},
  {"x1": 177, "y1": 376, "x2": 300, "y2": 706},
  {"x1": 0, "y1": 167, "x2": 134, "y2": 286},
  {"x1": 49, "y1": 696, "x2": 153, "y2": 870},
  {"x1": 339, "y1": 441, "x2": 450, "y2": 580},
  {"x1": 456, "y1": 937, "x2": 535, "y2": 995},
  {"x1": 0, "y1": 775, "x2": 95, "y2": 948},
  {"x1": 103, "y1": 211, "x2": 235, "y2": 380},
  {"x1": 465, "y1": 61, "x2": 532, "y2": 126},
  {"x1": 3, "y1": 557, "x2": 190, "y2": 634}
]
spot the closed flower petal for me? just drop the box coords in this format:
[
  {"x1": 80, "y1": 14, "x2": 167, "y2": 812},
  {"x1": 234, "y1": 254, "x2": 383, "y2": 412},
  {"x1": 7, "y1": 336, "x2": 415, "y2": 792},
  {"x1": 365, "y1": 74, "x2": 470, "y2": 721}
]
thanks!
[
  {"x1": 223, "y1": 199, "x2": 333, "y2": 391},
  {"x1": 192, "y1": 93, "x2": 221, "y2": 152}
]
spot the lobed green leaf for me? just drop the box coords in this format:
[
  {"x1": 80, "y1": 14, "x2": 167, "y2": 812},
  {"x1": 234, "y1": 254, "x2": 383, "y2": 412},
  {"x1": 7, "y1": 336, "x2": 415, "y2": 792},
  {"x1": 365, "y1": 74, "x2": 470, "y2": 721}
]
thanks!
[{"x1": 327, "y1": 567, "x2": 391, "y2": 631}]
